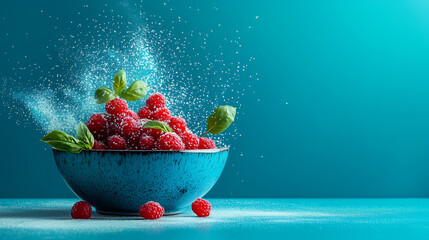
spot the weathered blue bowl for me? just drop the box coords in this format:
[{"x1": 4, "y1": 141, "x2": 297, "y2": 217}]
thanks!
[{"x1": 53, "y1": 148, "x2": 228, "y2": 215}]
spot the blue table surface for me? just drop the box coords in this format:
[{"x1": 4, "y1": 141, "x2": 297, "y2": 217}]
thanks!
[{"x1": 1, "y1": 198, "x2": 429, "y2": 240}]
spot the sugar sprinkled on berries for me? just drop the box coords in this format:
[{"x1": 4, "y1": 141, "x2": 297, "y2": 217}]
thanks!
[
  {"x1": 181, "y1": 132, "x2": 200, "y2": 149},
  {"x1": 92, "y1": 140, "x2": 106, "y2": 150},
  {"x1": 199, "y1": 137, "x2": 216, "y2": 149},
  {"x1": 156, "y1": 132, "x2": 185, "y2": 150},
  {"x1": 105, "y1": 98, "x2": 128, "y2": 115},
  {"x1": 86, "y1": 113, "x2": 108, "y2": 140},
  {"x1": 169, "y1": 116, "x2": 187, "y2": 135},
  {"x1": 137, "y1": 134, "x2": 155, "y2": 150},
  {"x1": 146, "y1": 93, "x2": 166, "y2": 111},
  {"x1": 138, "y1": 106, "x2": 151, "y2": 119},
  {"x1": 151, "y1": 107, "x2": 171, "y2": 121},
  {"x1": 107, "y1": 135, "x2": 128, "y2": 150}
]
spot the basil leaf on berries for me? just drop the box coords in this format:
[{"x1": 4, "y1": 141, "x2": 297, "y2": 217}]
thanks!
[
  {"x1": 113, "y1": 70, "x2": 127, "y2": 94},
  {"x1": 41, "y1": 122, "x2": 95, "y2": 153},
  {"x1": 94, "y1": 70, "x2": 148, "y2": 104},
  {"x1": 143, "y1": 120, "x2": 173, "y2": 133},
  {"x1": 41, "y1": 130, "x2": 86, "y2": 153},
  {"x1": 202, "y1": 105, "x2": 236, "y2": 137},
  {"x1": 95, "y1": 87, "x2": 117, "y2": 104},
  {"x1": 119, "y1": 80, "x2": 148, "y2": 101},
  {"x1": 76, "y1": 122, "x2": 94, "y2": 149}
]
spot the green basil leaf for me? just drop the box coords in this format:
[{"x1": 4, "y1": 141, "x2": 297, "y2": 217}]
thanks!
[
  {"x1": 76, "y1": 122, "x2": 94, "y2": 150},
  {"x1": 119, "y1": 80, "x2": 148, "y2": 101},
  {"x1": 41, "y1": 130, "x2": 85, "y2": 153},
  {"x1": 143, "y1": 120, "x2": 173, "y2": 133},
  {"x1": 206, "y1": 105, "x2": 236, "y2": 134},
  {"x1": 95, "y1": 87, "x2": 117, "y2": 104},
  {"x1": 113, "y1": 70, "x2": 127, "y2": 94}
]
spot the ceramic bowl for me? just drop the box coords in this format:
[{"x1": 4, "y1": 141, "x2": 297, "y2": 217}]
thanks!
[{"x1": 53, "y1": 148, "x2": 228, "y2": 215}]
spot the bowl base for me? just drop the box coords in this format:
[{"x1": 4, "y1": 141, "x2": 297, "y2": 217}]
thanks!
[{"x1": 96, "y1": 209, "x2": 182, "y2": 216}]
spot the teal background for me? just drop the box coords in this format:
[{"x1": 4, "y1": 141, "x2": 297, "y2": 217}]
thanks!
[{"x1": 1, "y1": 0, "x2": 429, "y2": 198}]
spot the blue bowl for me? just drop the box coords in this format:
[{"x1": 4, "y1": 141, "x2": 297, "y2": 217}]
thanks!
[{"x1": 53, "y1": 148, "x2": 228, "y2": 215}]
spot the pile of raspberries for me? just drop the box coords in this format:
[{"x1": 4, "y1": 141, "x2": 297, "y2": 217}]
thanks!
[{"x1": 86, "y1": 93, "x2": 216, "y2": 150}]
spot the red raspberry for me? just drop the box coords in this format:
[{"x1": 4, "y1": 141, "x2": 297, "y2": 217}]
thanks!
[
  {"x1": 142, "y1": 127, "x2": 165, "y2": 140},
  {"x1": 192, "y1": 198, "x2": 211, "y2": 217},
  {"x1": 71, "y1": 201, "x2": 92, "y2": 219},
  {"x1": 181, "y1": 132, "x2": 200, "y2": 149},
  {"x1": 105, "y1": 98, "x2": 128, "y2": 115},
  {"x1": 199, "y1": 138, "x2": 216, "y2": 149},
  {"x1": 86, "y1": 113, "x2": 108, "y2": 140},
  {"x1": 92, "y1": 140, "x2": 106, "y2": 150},
  {"x1": 120, "y1": 117, "x2": 143, "y2": 148},
  {"x1": 151, "y1": 108, "x2": 171, "y2": 121},
  {"x1": 108, "y1": 135, "x2": 128, "y2": 150},
  {"x1": 137, "y1": 134, "x2": 155, "y2": 150},
  {"x1": 146, "y1": 93, "x2": 166, "y2": 110},
  {"x1": 168, "y1": 117, "x2": 186, "y2": 134},
  {"x1": 124, "y1": 110, "x2": 140, "y2": 121},
  {"x1": 108, "y1": 111, "x2": 137, "y2": 135},
  {"x1": 156, "y1": 132, "x2": 185, "y2": 150},
  {"x1": 139, "y1": 201, "x2": 164, "y2": 220},
  {"x1": 138, "y1": 106, "x2": 151, "y2": 119},
  {"x1": 118, "y1": 117, "x2": 142, "y2": 138}
]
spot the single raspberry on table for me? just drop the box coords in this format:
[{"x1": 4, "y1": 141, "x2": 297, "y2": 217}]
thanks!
[
  {"x1": 142, "y1": 127, "x2": 165, "y2": 140},
  {"x1": 151, "y1": 108, "x2": 171, "y2": 121},
  {"x1": 138, "y1": 106, "x2": 151, "y2": 119},
  {"x1": 139, "y1": 201, "x2": 164, "y2": 220},
  {"x1": 105, "y1": 98, "x2": 128, "y2": 115},
  {"x1": 192, "y1": 198, "x2": 211, "y2": 217},
  {"x1": 156, "y1": 132, "x2": 185, "y2": 150},
  {"x1": 146, "y1": 93, "x2": 166, "y2": 110},
  {"x1": 92, "y1": 140, "x2": 106, "y2": 150},
  {"x1": 137, "y1": 134, "x2": 155, "y2": 150},
  {"x1": 181, "y1": 132, "x2": 200, "y2": 149},
  {"x1": 108, "y1": 135, "x2": 128, "y2": 150},
  {"x1": 86, "y1": 113, "x2": 108, "y2": 140},
  {"x1": 199, "y1": 138, "x2": 216, "y2": 149},
  {"x1": 168, "y1": 116, "x2": 186, "y2": 134},
  {"x1": 71, "y1": 201, "x2": 92, "y2": 219}
]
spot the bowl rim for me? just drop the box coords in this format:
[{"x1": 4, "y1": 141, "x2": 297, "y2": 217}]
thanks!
[{"x1": 52, "y1": 147, "x2": 229, "y2": 154}]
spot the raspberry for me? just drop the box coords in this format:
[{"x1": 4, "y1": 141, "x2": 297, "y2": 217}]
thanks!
[
  {"x1": 139, "y1": 201, "x2": 164, "y2": 220},
  {"x1": 199, "y1": 138, "x2": 216, "y2": 149},
  {"x1": 146, "y1": 93, "x2": 166, "y2": 110},
  {"x1": 138, "y1": 106, "x2": 151, "y2": 119},
  {"x1": 92, "y1": 140, "x2": 106, "y2": 150},
  {"x1": 124, "y1": 110, "x2": 140, "y2": 121},
  {"x1": 137, "y1": 134, "x2": 155, "y2": 150},
  {"x1": 181, "y1": 132, "x2": 200, "y2": 149},
  {"x1": 156, "y1": 132, "x2": 185, "y2": 150},
  {"x1": 108, "y1": 111, "x2": 138, "y2": 135},
  {"x1": 105, "y1": 98, "x2": 128, "y2": 115},
  {"x1": 168, "y1": 117, "x2": 186, "y2": 134},
  {"x1": 151, "y1": 108, "x2": 171, "y2": 121},
  {"x1": 86, "y1": 113, "x2": 108, "y2": 140},
  {"x1": 71, "y1": 201, "x2": 92, "y2": 219},
  {"x1": 108, "y1": 135, "x2": 128, "y2": 150},
  {"x1": 118, "y1": 117, "x2": 142, "y2": 138},
  {"x1": 142, "y1": 127, "x2": 165, "y2": 140},
  {"x1": 184, "y1": 128, "x2": 194, "y2": 135},
  {"x1": 192, "y1": 198, "x2": 211, "y2": 217},
  {"x1": 120, "y1": 118, "x2": 143, "y2": 148}
]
